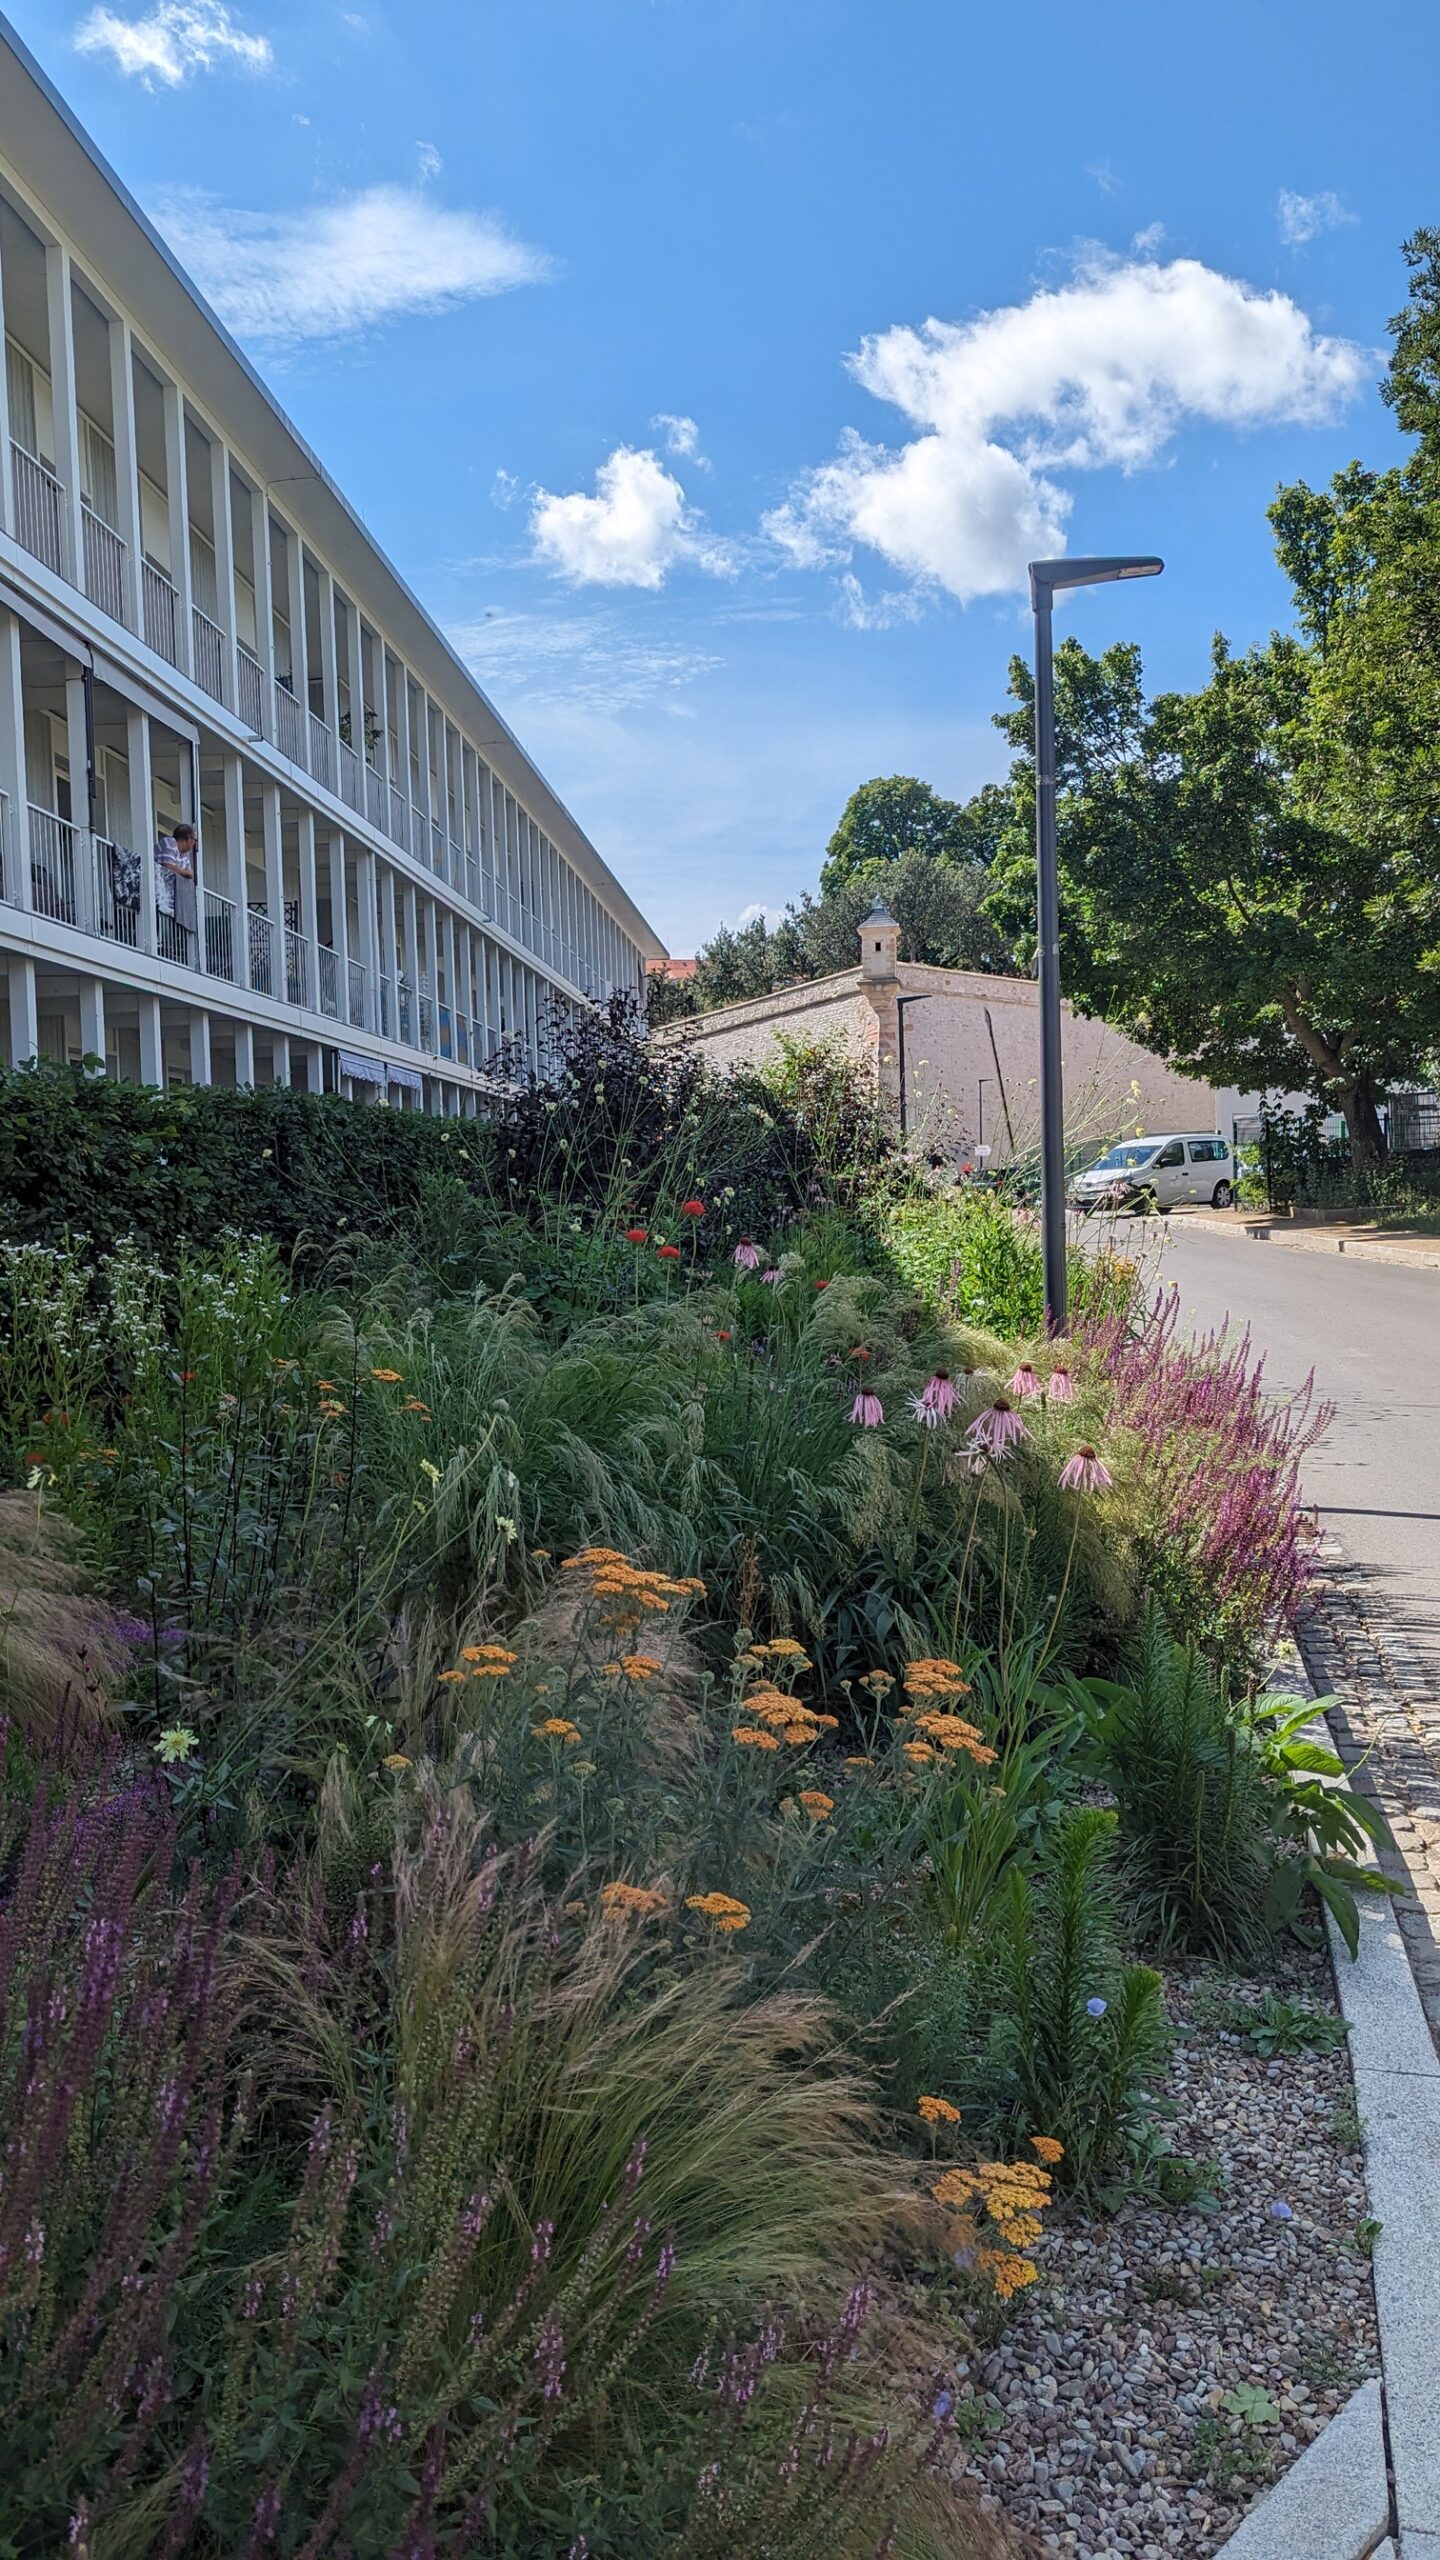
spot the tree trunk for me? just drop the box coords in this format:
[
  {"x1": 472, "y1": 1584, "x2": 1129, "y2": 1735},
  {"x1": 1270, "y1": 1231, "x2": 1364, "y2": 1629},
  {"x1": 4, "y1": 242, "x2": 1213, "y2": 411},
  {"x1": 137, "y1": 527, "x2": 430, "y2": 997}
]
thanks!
[{"x1": 1337, "y1": 1078, "x2": 1388, "y2": 1168}]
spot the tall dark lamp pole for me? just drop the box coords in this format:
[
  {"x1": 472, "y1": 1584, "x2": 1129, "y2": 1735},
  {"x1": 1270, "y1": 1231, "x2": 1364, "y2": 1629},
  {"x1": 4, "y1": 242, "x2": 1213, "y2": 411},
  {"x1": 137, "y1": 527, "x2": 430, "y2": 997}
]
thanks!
[{"x1": 1028, "y1": 554, "x2": 1163, "y2": 1329}]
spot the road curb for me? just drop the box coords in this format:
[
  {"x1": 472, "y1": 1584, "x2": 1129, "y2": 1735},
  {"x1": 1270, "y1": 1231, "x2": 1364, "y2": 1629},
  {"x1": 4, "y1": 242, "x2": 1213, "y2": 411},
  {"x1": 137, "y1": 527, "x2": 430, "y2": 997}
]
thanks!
[{"x1": 1169, "y1": 1217, "x2": 1440, "y2": 1271}]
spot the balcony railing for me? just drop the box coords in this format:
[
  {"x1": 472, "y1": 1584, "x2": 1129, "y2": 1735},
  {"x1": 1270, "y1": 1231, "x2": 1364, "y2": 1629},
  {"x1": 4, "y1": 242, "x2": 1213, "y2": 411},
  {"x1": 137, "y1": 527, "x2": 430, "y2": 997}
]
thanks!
[
  {"x1": 307, "y1": 712, "x2": 334, "y2": 794},
  {"x1": 398, "y1": 976, "x2": 414, "y2": 1045},
  {"x1": 317, "y1": 942, "x2": 341, "y2": 1018},
  {"x1": 366, "y1": 765, "x2": 387, "y2": 833},
  {"x1": 156, "y1": 909, "x2": 194, "y2": 968},
  {"x1": 431, "y1": 819, "x2": 445, "y2": 875},
  {"x1": 82, "y1": 505, "x2": 127, "y2": 623},
  {"x1": 455, "y1": 1011, "x2": 470, "y2": 1065},
  {"x1": 27, "y1": 805, "x2": 80, "y2": 927},
  {"x1": 378, "y1": 972, "x2": 393, "y2": 1039},
  {"x1": 192, "y1": 606, "x2": 227, "y2": 704},
  {"x1": 409, "y1": 804, "x2": 428, "y2": 865},
  {"x1": 203, "y1": 889, "x2": 236, "y2": 981},
  {"x1": 92, "y1": 835, "x2": 139, "y2": 948},
  {"x1": 284, "y1": 925, "x2": 311, "y2": 1010},
  {"x1": 247, "y1": 907, "x2": 275, "y2": 997},
  {"x1": 388, "y1": 783, "x2": 407, "y2": 847},
  {"x1": 237, "y1": 645, "x2": 267, "y2": 736},
  {"x1": 0, "y1": 790, "x2": 14, "y2": 907},
  {"x1": 275, "y1": 684, "x2": 307, "y2": 768},
  {"x1": 12, "y1": 444, "x2": 64, "y2": 575},
  {"x1": 142, "y1": 560, "x2": 180, "y2": 665},
  {"x1": 347, "y1": 956, "x2": 367, "y2": 1027},
  {"x1": 418, "y1": 984, "x2": 435, "y2": 1049},
  {"x1": 439, "y1": 1002, "x2": 453, "y2": 1061},
  {"x1": 337, "y1": 738, "x2": 362, "y2": 813}
]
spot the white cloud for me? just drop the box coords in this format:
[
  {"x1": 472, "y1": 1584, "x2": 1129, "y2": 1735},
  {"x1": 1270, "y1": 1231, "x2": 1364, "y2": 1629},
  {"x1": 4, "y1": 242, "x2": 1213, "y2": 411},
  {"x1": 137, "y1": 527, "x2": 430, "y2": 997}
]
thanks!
[
  {"x1": 451, "y1": 606, "x2": 723, "y2": 718},
  {"x1": 738, "y1": 902, "x2": 786, "y2": 928},
  {"x1": 416, "y1": 141, "x2": 443, "y2": 181},
  {"x1": 151, "y1": 185, "x2": 551, "y2": 350},
  {"x1": 530, "y1": 446, "x2": 736, "y2": 589},
  {"x1": 74, "y1": 0, "x2": 271, "y2": 84},
  {"x1": 766, "y1": 251, "x2": 1368, "y2": 605},
  {"x1": 1277, "y1": 188, "x2": 1357, "y2": 248},
  {"x1": 652, "y1": 411, "x2": 710, "y2": 468}
]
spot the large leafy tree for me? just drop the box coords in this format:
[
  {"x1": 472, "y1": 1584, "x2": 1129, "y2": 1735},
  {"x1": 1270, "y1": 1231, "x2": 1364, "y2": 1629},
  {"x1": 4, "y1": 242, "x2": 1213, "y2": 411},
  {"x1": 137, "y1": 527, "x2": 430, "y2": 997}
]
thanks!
[
  {"x1": 821, "y1": 774, "x2": 1008, "y2": 893},
  {"x1": 985, "y1": 235, "x2": 1440, "y2": 1164}
]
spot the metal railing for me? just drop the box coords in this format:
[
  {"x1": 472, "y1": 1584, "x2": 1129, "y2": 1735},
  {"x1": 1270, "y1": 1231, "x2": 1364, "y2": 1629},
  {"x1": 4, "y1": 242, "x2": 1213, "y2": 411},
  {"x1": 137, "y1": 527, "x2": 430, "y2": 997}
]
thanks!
[
  {"x1": 275, "y1": 685, "x2": 307, "y2": 768},
  {"x1": 203, "y1": 888, "x2": 236, "y2": 981},
  {"x1": 418, "y1": 984, "x2": 435, "y2": 1049},
  {"x1": 82, "y1": 505, "x2": 127, "y2": 623},
  {"x1": 247, "y1": 907, "x2": 275, "y2": 996},
  {"x1": 12, "y1": 445, "x2": 64, "y2": 574},
  {"x1": 455, "y1": 1011, "x2": 470, "y2": 1065},
  {"x1": 439, "y1": 1003, "x2": 453, "y2": 1061},
  {"x1": 27, "y1": 805, "x2": 80, "y2": 926},
  {"x1": 378, "y1": 972, "x2": 393, "y2": 1038},
  {"x1": 191, "y1": 606, "x2": 227, "y2": 704},
  {"x1": 431, "y1": 819, "x2": 446, "y2": 874},
  {"x1": 284, "y1": 925, "x2": 311, "y2": 1010},
  {"x1": 307, "y1": 711, "x2": 334, "y2": 794},
  {"x1": 0, "y1": 791, "x2": 14, "y2": 906},
  {"x1": 388, "y1": 783, "x2": 407, "y2": 846},
  {"x1": 317, "y1": 942, "x2": 341, "y2": 1018},
  {"x1": 409, "y1": 804, "x2": 428, "y2": 864},
  {"x1": 347, "y1": 956, "x2": 367, "y2": 1027},
  {"x1": 142, "y1": 560, "x2": 180, "y2": 665},
  {"x1": 398, "y1": 976, "x2": 414, "y2": 1045},
  {"x1": 237, "y1": 645, "x2": 267, "y2": 736},
  {"x1": 337, "y1": 738, "x2": 362, "y2": 813},
  {"x1": 156, "y1": 909, "x2": 194, "y2": 968}
]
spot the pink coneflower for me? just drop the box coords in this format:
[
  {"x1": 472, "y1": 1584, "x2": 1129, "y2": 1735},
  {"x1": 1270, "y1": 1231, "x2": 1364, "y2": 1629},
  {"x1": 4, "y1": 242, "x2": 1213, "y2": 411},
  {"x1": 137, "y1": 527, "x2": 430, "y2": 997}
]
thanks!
[
  {"x1": 969, "y1": 1396, "x2": 1028, "y2": 1457},
  {"x1": 1059, "y1": 1445, "x2": 1114, "y2": 1494},
  {"x1": 733, "y1": 1238, "x2": 763, "y2": 1270},
  {"x1": 910, "y1": 1369, "x2": 958, "y2": 1428},
  {"x1": 1009, "y1": 1362, "x2": 1043, "y2": 1402},
  {"x1": 849, "y1": 1391, "x2": 885, "y2": 1428},
  {"x1": 1047, "y1": 1366, "x2": 1076, "y2": 1404},
  {"x1": 761, "y1": 1267, "x2": 781, "y2": 1285}
]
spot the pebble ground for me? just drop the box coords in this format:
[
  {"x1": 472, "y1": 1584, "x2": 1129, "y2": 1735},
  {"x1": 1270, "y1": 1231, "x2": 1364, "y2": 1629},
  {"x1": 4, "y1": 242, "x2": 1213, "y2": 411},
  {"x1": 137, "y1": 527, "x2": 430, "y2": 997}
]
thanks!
[{"x1": 960, "y1": 1950, "x2": 1378, "y2": 2559}]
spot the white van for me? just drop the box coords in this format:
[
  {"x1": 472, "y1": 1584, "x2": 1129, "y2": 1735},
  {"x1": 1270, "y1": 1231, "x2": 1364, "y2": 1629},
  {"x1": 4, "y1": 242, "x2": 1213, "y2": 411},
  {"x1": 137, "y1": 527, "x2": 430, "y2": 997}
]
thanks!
[{"x1": 1069, "y1": 1133, "x2": 1235, "y2": 1215}]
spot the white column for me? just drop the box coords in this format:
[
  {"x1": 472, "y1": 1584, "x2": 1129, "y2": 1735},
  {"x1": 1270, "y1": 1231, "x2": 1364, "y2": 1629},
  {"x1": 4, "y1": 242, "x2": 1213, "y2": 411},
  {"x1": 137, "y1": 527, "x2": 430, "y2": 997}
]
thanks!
[
  {"x1": 402, "y1": 881, "x2": 420, "y2": 1042},
  {"x1": 423, "y1": 898, "x2": 441, "y2": 1054},
  {"x1": 209, "y1": 436, "x2": 238, "y2": 702},
  {"x1": 317, "y1": 564, "x2": 339, "y2": 740},
  {"x1": 45, "y1": 243, "x2": 85, "y2": 585},
  {"x1": 261, "y1": 779, "x2": 284, "y2": 927},
  {"x1": 0, "y1": 612, "x2": 31, "y2": 911},
  {"x1": 161, "y1": 381, "x2": 193, "y2": 676},
  {"x1": 189, "y1": 1008, "x2": 211, "y2": 1087},
  {"x1": 108, "y1": 317, "x2": 143, "y2": 634},
  {"x1": 6, "y1": 955, "x2": 39, "y2": 1064},
  {"x1": 126, "y1": 706, "x2": 157, "y2": 953},
  {"x1": 380, "y1": 865, "x2": 399, "y2": 1037},
  {"x1": 345, "y1": 603, "x2": 365, "y2": 771},
  {"x1": 270, "y1": 1030, "x2": 290, "y2": 1086},
  {"x1": 63, "y1": 667, "x2": 92, "y2": 927},
  {"x1": 282, "y1": 519, "x2": 306, "y2": 701},
  {"x1": 0, "y1": 217, "x2": 13, "y2": 533},
  {"x1": 354, "y1": 845, "x2": 380, "y2": 1028},
  {"x1": 327, "y1": 830, "x2": 350, "y2": 994},
  {"x1": 233, "y1": 1018, "x2": 254, "y2": 1087},
  {"x1": 296, "y1": 807, "x2": 320, "y2": 1007},
  {"x1": 78, "y1": 978, "x2": 106, "y2": 1070},
  {"x1": 138, "y1": 990, "x2": 163, "y2": 1085},
  {"x1": 251, "y1": 488, "x2": 277, "y2": 701}
]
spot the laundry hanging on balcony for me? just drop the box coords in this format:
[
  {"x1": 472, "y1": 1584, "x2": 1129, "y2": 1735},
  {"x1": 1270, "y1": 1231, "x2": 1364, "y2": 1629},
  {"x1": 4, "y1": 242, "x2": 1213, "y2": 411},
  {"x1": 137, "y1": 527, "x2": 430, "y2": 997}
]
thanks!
[{"x1": 108, "y1": 842, "x2": 142, "y2": 911}]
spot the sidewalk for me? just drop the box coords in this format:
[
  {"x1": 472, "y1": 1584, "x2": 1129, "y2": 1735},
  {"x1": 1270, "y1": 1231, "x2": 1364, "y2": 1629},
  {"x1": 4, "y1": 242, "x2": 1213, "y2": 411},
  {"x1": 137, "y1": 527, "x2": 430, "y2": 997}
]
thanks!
[{"x1": 1168, "y1": 1207, "x2": 1440, "y2": 1271}]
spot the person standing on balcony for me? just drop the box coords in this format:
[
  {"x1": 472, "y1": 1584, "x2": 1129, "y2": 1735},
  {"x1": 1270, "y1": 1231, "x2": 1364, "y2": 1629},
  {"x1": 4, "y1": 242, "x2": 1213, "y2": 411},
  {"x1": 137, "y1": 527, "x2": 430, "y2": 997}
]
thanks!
[{"x1": 154, "y1": 820, "x2": 198, "y2": 942}]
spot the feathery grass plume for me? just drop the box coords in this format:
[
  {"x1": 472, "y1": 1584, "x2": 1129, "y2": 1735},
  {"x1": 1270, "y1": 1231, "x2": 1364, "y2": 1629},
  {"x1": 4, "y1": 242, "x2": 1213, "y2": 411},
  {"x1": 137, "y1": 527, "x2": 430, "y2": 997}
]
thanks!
[{"x1": 0, "y1": 1492, "x2": 121, "y2": 1737}]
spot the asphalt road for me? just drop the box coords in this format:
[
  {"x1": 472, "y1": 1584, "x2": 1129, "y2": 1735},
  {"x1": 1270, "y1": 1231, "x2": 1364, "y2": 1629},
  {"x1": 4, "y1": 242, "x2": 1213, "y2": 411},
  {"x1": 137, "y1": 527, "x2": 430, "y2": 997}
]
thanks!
[{"x1": 1156, "y1": 1224, "x2": 1440, "y2": 1689}]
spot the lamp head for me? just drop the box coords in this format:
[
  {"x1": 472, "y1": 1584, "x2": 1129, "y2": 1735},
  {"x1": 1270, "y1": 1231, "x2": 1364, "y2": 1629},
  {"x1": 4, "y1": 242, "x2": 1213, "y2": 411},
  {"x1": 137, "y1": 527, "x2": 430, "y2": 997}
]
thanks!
[{"x1": 1029, "y1": 555, "x2": 1163, "y2": 608}]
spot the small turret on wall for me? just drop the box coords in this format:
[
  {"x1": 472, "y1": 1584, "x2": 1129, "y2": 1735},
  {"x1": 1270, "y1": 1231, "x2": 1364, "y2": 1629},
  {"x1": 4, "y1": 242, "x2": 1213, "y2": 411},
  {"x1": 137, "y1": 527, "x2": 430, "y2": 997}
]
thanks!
[
  {"x1": 858, "y1": 893, "x2": 901, "y2": 1109},
  {"x1": 859, "y1": 892, "x2": 900, "y2": 985}
]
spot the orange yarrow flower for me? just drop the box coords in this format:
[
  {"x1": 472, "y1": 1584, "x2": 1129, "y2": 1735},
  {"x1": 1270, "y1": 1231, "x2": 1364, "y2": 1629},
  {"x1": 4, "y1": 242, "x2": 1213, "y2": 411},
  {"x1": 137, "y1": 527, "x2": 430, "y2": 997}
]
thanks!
[
  {"x1": 686, "y1": 1891, "x2": 751, "y2": 1933},
  {"x1": 917, "y1": 2095, "x2": 961, "y2": 2126},
  {"x1": 532, "y1": 1717, "x2": 582, "y2": 1743},
  {"x1": 600, "y1": 1881, "x2": 669, "y2": 1920}
]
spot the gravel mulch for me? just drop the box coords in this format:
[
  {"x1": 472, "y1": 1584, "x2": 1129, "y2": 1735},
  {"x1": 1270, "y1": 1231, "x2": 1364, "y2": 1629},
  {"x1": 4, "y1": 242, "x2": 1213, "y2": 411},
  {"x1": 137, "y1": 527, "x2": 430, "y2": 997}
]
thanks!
[{"x1": 959, "y1": 1944, "x2": 1379, "y2": 2558}]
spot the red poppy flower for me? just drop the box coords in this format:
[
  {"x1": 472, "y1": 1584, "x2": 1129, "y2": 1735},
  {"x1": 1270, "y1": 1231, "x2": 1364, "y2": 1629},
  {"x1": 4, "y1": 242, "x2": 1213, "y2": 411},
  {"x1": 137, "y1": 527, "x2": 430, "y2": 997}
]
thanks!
[
  {"x1": 716, "y1": 1329, "x2": 732, "y2": 1341},
  {"x1": 657, "y1": 1243, "x2": 681, "y2": 1260},
  {"x1": 681, "y1": 1198, "x2": 705, "y2": 1217},
  {"x1": 814, "y1": 1279, "x2": 829, "y2": 1292},
  {"x1": 625, "y1": 1227, "x2": 648, "y2": 1244}
]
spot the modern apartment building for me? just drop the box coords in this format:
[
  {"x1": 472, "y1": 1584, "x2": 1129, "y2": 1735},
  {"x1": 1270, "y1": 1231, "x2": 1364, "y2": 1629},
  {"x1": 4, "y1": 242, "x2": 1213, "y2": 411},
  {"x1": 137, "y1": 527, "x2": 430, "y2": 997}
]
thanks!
[{"x1": 0, "y1": 18, "x2": 662, "y2": 1109}]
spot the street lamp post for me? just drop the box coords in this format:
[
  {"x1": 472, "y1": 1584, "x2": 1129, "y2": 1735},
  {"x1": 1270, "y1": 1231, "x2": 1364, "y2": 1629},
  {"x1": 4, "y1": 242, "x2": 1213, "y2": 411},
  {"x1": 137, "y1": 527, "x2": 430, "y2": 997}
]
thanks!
[{"x1": 1028, "y1": 554, "x2": 1163, "y2": 1329}]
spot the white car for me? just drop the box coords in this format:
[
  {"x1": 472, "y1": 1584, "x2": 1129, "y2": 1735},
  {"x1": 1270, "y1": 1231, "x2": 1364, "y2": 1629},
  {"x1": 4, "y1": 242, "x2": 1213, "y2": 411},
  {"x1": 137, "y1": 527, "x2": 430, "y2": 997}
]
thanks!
[{"x1": 1069, "y1": 1133, "x2": 1235, "y2": 1215}]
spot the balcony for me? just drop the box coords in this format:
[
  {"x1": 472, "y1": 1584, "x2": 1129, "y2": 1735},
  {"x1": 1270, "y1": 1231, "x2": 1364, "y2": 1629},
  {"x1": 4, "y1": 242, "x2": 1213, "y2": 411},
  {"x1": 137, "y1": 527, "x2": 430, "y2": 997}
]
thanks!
[
  {"x1": 397, "y1": 975, "x2": 414, "y2": 1045},
  {"x1": 365, "y1": 764, "x2": 386, "y2": 833},
  {"x1": 192, "y1": 606, "x2": 227, "y2": 705},
  {"x1": 388, "y1": 782, "x2": 406, "y2": 847},
  {"x1": 247, "y1": 907, "x2": 275, "y2": 997},
  {"x1": 307, "y1": 711, "x2": 334, "y2": 794},
  {"x1": 142, "y1": 560, "x2": 180, "y2": 666},
  {"x1": 347, "y1": 955, "x2": 367, "y2": 1027},
  {"x1": 284, "y1": 924, "x2": 311, "y2": 1010},
  {"x1": 378, "y1": 971, "x2": 393, "y2": 1038},
  {"x1": 203, "y1": 889, "x2": 236, "y2": 981},
  {"x1": 337, "y1": 738, "x2": 362, "y2": 814},
  {"x1": 237, "y1": 645, "x2": 267, "y2": 737},
  {"x1": 12, "y1": 444, "x2": 64, "y2": 576},
  {"x1": 317, "y1": 941, "x2": 341, "y2": 1018},
  {"x1": 82, "y1": 505, "x2": 127, "y2": 624},
  {"x1": 274, "y1": 683, "x2": 307, "y2": 768},
  {"x1": 0, "y1": 790, "x2": 14, "y2": 906}
]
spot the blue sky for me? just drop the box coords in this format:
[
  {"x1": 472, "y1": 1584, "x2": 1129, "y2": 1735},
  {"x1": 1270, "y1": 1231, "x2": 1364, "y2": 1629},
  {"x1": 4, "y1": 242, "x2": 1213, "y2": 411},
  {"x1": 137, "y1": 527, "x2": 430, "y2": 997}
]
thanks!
[{"x1": 9, "y1": 0, "x2": 1438, "y2": 952}]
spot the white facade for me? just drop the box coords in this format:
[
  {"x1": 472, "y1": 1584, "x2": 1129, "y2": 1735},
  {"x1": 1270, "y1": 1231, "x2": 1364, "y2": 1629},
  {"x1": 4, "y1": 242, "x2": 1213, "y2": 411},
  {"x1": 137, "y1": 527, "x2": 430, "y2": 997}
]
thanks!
[{"x1": 0, "y1": 19, "x2": 662, "y2": 1109}]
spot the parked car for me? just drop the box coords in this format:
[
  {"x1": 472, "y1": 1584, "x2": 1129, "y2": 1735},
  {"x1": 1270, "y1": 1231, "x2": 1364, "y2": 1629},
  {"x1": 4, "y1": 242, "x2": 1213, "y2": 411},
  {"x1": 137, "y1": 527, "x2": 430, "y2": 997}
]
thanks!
[{"x1": 1069, "y1": 1132, "x2": 1235, "y2": 1215}]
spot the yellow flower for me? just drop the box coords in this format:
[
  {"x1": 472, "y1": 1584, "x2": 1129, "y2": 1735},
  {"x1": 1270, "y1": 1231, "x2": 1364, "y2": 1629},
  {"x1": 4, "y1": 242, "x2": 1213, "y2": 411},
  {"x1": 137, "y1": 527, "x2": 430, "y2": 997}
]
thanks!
[
  {"x1": 382, "y1": 1751, "x2": 412, "y2": 1770},
  {"x1": 406, "y1": 1397, "x2": 431, "y2": 1415},
  {"x1": 155, "y1": 1726, "x2": 199, "y2": 1765},
  {"x1": 462, "y1": 1644, "x2": 518, "y2": 1666},
  {"x1": 901, "y1": 1739, "x2": 936, "y2": 1766},
  {"x1": 918, "y1": 2095, "x2": 961, "y2": 2125},
  {"x1": 844, "y1": 1754, "x2": 873, "y2": 1768},
  {"x1": 600, "y1": 1881, "x2": 669, "y2": 1920},
  {"x1": 532, "y1": 1717, "x2": 582, "y2": 1743},
  {"x1": 1031, "y1": 2135, "x2": 1065, "y2": 2166},
  {"x1": 437, "y1": 1668, "x2": 466, "y2": 1684},
  {"x1": 620, "y1": 1653, "x2": 664, "y2": 1680},
  {"x1": 370, "y1": 1367, "x2": 404, "y2": 1383},
  {"x1": 317, "y1": 1399, "x2": 347, "y2": 1420},
  {"x1": 731, "y1": 1725, "x2": 781, "y2": 1751},
  {"x1": 530, "y1": 1547, "x2": 552, "y2": 1561},
  {"x1": 420, "y1": 1460, "x2": 441, "y2": 1487},
  {"x1": 686, "y1": 1891, "x2": 751, "y2": 1933},
  {"x1": 908, "y1": 1711, "x2": 997, "y2": 1765},
  {"x1": 796, "y1": 1789, "x2": 834, "y2": 1820}
]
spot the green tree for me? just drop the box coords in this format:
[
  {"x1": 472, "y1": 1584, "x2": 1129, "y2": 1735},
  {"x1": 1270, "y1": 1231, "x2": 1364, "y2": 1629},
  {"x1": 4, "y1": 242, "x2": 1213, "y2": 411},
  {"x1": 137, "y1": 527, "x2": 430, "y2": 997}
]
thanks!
[
  {"x1": 821, "y1": 774, "x2": 1006, "y2": 893},
  {"x1": 984, "y1": 236, "x2": 1440, "y2": 1165},
  {"x1": 790, "y1": 848, "x2": 1015, "y2": 978}
]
